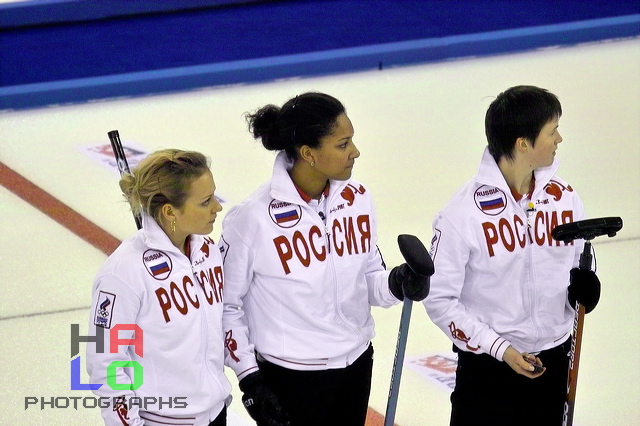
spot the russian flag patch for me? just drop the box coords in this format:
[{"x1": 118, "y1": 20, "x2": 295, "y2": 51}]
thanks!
[
  {"x1": 474, "y1": 185, "x2": 507, "y2": 216},
  {"x1": 142, "y1": 250, "x2": 172, "y2": 280},
  {"x1": 275, "y1": 210, "x2": 300, "y2": 223}
]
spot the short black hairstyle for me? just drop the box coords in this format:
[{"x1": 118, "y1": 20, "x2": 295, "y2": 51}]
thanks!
[{"x1": 485, "y1": 85, "x2": 562, "y2": 163}]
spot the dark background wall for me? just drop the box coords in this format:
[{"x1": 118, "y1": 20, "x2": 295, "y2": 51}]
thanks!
[{"x1": 1, "y1": 0, "x2": 638, "y2": 110}]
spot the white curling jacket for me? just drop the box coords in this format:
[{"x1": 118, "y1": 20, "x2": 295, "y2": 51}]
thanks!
[
  {"x1": 86, "y1": 214, "x2": 231, "y2": 426},
  {"x1": 221, "y1": 152, "x2": 399, "y2": 378},
  {"x1": 424, "y1": 148, "x2": 585, "y2": 361}
]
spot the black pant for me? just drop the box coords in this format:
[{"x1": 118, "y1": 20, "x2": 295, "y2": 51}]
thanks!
[
  {"x1": 450, "y1": 338, "x2": 571, "y2": 426},
  {"x1": 208, "y1": 405, "x2": 226, "y2": 426},
  {"x1": 257, "y1": 344, "x2": 374, "y2": 426}
]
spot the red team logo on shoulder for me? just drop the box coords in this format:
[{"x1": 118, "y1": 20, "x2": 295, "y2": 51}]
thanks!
[
  {"x1": 269, "y1": 200, "x2": 302, "y2": 228},
  {"x1": 200, "y1": 241, "x2": 210, "y2": 258},
  {"x1": 340, "y1": 184, "x2": 366, "y2": 206},
  {"x1": 142, "y1": 250, "x2": 172, "y2": 280},
  {"x1": 474, "y1": 185, "x2": 507, "y2": 216},
  {"x1": 544, "y1": 180, "x2": 573, "y2": 201}
]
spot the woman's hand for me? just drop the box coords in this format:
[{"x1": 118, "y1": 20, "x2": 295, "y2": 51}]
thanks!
[{"x1": 502, "y1": 345, "x2": 546, "y2": 378}]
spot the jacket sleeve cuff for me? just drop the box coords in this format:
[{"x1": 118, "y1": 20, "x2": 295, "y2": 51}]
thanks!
[
  {"x1": 485, "y1": 336, "x2": 510, "y2": 361},
  {"x1": 234, "y1": 364, "x2": 259, "y2": 381}
]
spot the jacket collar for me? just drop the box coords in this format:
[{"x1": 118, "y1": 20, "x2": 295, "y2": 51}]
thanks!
[
  {"x1": 476, "y1": 147, "x2": 560, "y2": 197},
  {"x1": 141, "y1": 213, "x2": 187, "y2": 256},
  {"x1": 269, "y1": 151, "x2": 350, "y2": 205}
]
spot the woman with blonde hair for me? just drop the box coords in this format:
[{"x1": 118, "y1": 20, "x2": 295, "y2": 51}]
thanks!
[{"x1": 86, "y1": 149, "x2": 231, "y2": 426}]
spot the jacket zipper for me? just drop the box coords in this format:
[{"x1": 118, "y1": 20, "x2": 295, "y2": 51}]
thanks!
[{"x1": 523, "y1": 194, "x2": 543, "y2": 343}]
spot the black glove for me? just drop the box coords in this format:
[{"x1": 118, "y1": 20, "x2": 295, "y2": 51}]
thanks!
[
  {"x1": 238, "y1": 371, "x2": 290, "y2": 426},
  {"x1": 568, "y1": 268, "x2": 601, "y2": 314},
  {"x1": 389, "y1": 263, "x2": 430, "y2": 301}
]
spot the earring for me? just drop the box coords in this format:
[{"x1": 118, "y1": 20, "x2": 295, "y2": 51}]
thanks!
[
  {"x1": 310, "y1": 161, "x2": 315, "y2": 167},
  {"x1": 171, "y1": 219, "x2": 176, "y2": 233}
]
